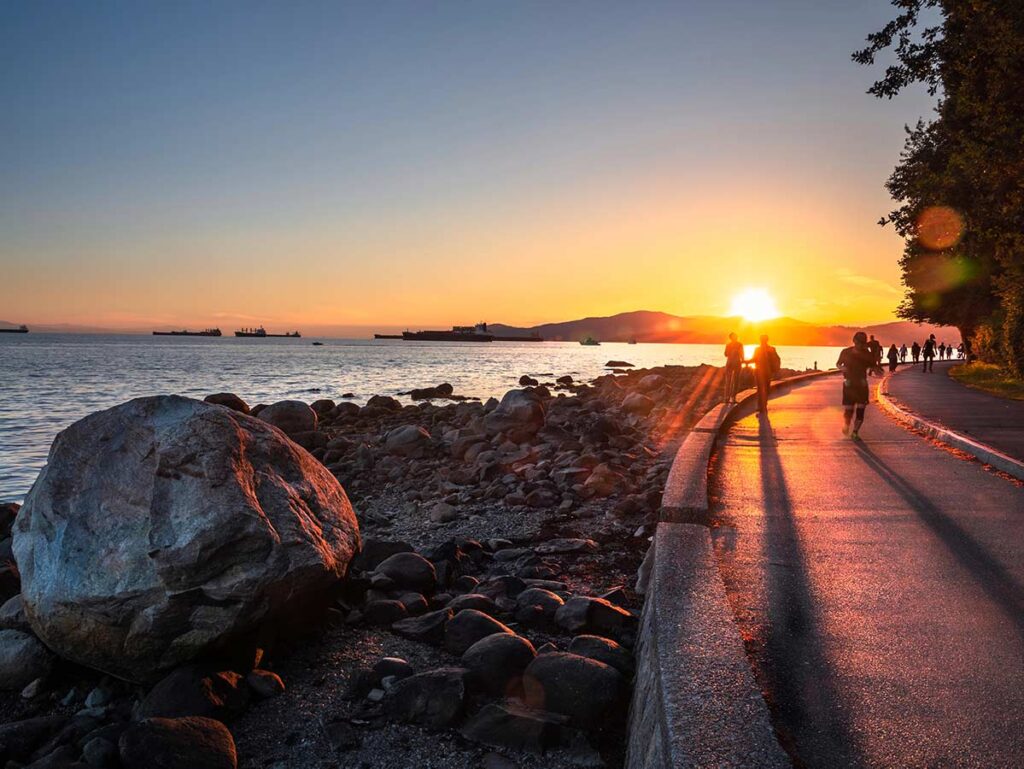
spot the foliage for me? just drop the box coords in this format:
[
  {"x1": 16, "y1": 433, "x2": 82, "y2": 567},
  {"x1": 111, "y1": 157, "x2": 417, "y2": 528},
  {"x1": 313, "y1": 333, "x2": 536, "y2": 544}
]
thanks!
[
  {"x1": 855, "y1": 2, "x2": 1024, "y2": 372},
  {"x1": 949, "y1": 362, "x2": 1024, "y2": 401},
  {"x1": 968, "y1": 316, "x2": 1002, "y2": 365}
]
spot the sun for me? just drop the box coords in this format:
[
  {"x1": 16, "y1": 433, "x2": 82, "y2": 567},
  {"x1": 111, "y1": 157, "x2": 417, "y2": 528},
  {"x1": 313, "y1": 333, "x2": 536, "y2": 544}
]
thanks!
[{"x1": 729, "y1": 288, "x2": 780, "y2": 322}]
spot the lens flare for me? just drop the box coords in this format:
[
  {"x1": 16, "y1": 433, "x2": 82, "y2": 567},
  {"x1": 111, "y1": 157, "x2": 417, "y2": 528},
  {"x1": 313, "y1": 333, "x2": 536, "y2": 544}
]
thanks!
[
  {"x1": 729, "y1": 288, "x2": 779, "y2": 322},
  {"x1": 916, "y1": 206, "x2": 964, "y2": 250}
]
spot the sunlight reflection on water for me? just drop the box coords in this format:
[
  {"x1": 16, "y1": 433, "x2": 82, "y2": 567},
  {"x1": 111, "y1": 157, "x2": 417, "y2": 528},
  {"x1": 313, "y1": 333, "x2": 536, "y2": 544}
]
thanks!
[{"x1": 0, "y1": 334, "x2": 841, "y2": 501}]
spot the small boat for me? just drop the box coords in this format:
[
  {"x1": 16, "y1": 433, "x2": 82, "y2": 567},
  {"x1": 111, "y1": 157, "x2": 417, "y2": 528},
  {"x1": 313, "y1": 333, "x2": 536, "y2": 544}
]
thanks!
[
  {"x1": 235, "y1": 326, "x2": 301, "y2": 338},
  {"x1": 152, "y1": 328, "x2": 222, "y2": 337},
  {"x1": 0, "y1": 324, "x2": 29, "y2": 334},
  {"x1": 580, "y1": 336, "x2": 601, "y2": 346},
  {"x1": 312, "y1": 341, "x2": 324, "y2": 346}
]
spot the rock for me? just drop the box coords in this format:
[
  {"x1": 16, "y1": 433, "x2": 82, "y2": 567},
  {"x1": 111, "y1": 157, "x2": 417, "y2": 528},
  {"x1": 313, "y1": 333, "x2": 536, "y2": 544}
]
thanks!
[
  {"x1": 363, "y1": 599, "x2": 408, "y2": 625},
  {"x1": 461, "y1": 634, "x2": 536, "y2": 695},
  {"x1": 556, "y1": 375, "x2": 574, "y2": 386},
  {"x1": 447, "y1": 593, "x2": 500, "y2": 616},
  {"x1": 245, "y1": 670, "x2": 284, "y2": 699},
  {"x1": 366, "y1": 395, "x2": 402, "y2": 412},
  {"x1": 444, "y1": 609, "x2": 514, "y2": 656},
  {"x1": 409, "y1": 383, "x2": 454, "y2": 400},
  {"x1": 518, "y1": 375, "x2": 539, "y2": 386},
  {"x1": 310, "y1": 399, "x2": 336, "y2": 416},
  {"x1": 515, "y1": 588, "x2": 564, "y2": 620},
  {"x1": 583, "y1": 463, "x2": 623, "y2": 498},
  {"x1": 20, "y1": 677, "x2": 44, "y2": 699},
  {"x1": 256, "y1": 399, "x2": 318, "y2": 436},
  {"x1": 385, "y1": 668, "x2": 468, "y2": 730},
  {"x1": 202, "y1": 393, "x2": 250, "y2": 414},
  {"x1": 523, "y1": 652, "x2": 624, "y2": 728},
  {"x1": 462, "y1": 701, "x2": 575, "y2": 755},
  {"x1": 138, "y1": 666, "x2": 250, "y2": 721},
  {"x1": 429, "y1": 502, "x2": 459, "y2": 523},
  {"x1": 604, "y1": 360, "x2": 634, "y2": 368},
  {"x1": 525, "y1": 489, "x2": 558, "y2": 508},
  {"x1": 334, "y1": 401, "x2": 361, "y2": 418},
  {"x1": 554, "y1": 596, "x2": 635, "y2": 636},
  {"x1": 568, "y1": 635, "x2": 634, "y2": 676},
  {"x1": 622, "y1": 392, "x2": 655, "y2": 415},
  {"x1": 636, "y1": 374, "x2": 666, "y2": 393},
  {"x1": 0, "y1": 629, "x2": 54, "y2": 690},
  {"x1": 397, "y1": 592, "x2": 428, "y2": 615},
  {"x1": 323, "y1": 719, "x2": 361, "y2": 751},
  {"x1": 483, "y1": 390, "x2": 546, "y2": 438},
  {"x1": 119, "y1": 717, "x2": 237, "y2": 769},
  {"x1": 84, "y1": 685, "x2": 113, "y2": 708},
  {"x1": 14, "y1": 398, "x2": 360, "y2": 683},
  {"x1": 351, "y1": 539, "x2": 414, "y2": 572},
  {"x1": 0, "y1": 715, "x2": 68, "y2": 763},
  {"x1": 372, "y1": 657, "x2": 413, "y2": 682},
  {"x1": 392, "y1": 608, "x2": 453, "y2": 645},
  {"x1": 0, "y1": 595, "x2": 28, "y2": 631},
  {"x1": 375, "y1": 552, "x2": 437, "y2": 593},
  {"x1": 535, "y1": 538, "x2": 599, "y2": 555},
  {"x1": 82, "y1": 735, "x2": 119, "y2": 767},
  {"x1": 384, "y1": 425, "x2": 432, "y2": 457}
]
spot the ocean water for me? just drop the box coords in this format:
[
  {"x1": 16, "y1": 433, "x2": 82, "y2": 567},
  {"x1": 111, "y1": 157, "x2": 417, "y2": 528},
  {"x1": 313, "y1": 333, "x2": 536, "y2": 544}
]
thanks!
[{"x1": 0, "y1": 334, "x2": 842, "y2": 501}]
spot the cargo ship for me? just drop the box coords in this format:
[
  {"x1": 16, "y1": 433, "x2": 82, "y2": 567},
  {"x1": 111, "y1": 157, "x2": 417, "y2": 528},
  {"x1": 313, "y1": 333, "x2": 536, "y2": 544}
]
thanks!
[
  {"x1": 152, "y1": 328, "x2": 222, "y2": 337},
  {"x1": 0, "y1": 325, "x2": 29, "y2": 334},
  {"x1": 392, "y1": 322, "x2": 543, "y2": 342},
  {"x1": 235, "y1": 326, "x2": 301, "y2": 338}
]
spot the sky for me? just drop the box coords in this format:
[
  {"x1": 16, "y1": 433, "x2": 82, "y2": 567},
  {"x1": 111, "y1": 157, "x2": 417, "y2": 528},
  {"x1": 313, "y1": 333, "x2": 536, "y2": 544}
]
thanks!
[{"x1": 0, "y1": 1, "x2": 937, "y2": 334}]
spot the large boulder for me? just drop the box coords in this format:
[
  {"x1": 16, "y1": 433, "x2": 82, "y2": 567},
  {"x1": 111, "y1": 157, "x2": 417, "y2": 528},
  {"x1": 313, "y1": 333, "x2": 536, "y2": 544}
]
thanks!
[
  {"x1": 522, "y1": 652, "x2": 624, "y2": 728},
  {"x1": 119, "y1": 717, "x2": 237, "y2": 769},
  {"x1": 461, "y1": 633, "x2": 536, "y2": 695},
  {"x1": 621, "y1": 392, "x2": 655, "y2": 416},
  {"x1": 385, "y1": 667, "x2": 468, "y2": 730},
  {"x1": 0, "y1": 629, "x2": 54, "y2": 689},
  {"x1": 384, "y1": 425, "x2": 432, "y2": 457},
  {"x1": 483, "y1": 390, "x2": 545, "y2": 438},
  {"x1": 12, "y1": 395, "x2": 360, "y2": 682},
  {"x1": 444, "y1": 609, "x2": 514, "y2": 656},
  {"x1": 202, "y1": 393, "x2": 249, "y2": 414},
  {"x1": 255, "y1": 400, "x2": 317, "y2": 436}
]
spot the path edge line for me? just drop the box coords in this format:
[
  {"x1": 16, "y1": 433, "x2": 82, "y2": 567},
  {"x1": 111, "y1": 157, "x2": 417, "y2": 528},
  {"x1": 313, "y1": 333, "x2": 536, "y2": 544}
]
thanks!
[
  {"x1": 626, "y1": 369, "x2": 837, "y2": 769},
  {"x1": 878, "y1": 371, "x2": 1024, "y2": 482}
]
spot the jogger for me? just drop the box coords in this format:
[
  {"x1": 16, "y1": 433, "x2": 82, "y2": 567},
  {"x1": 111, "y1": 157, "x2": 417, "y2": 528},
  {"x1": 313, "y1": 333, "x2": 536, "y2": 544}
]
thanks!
[{"x1": 837, "y1": 331, "x2": 883, "y2": 439}]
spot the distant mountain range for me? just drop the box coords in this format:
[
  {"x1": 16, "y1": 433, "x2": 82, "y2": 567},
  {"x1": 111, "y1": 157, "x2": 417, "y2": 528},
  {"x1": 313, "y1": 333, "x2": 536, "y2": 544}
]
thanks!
[{"x1": 489, "y1": 311, "x2": 960, "y2": 346}]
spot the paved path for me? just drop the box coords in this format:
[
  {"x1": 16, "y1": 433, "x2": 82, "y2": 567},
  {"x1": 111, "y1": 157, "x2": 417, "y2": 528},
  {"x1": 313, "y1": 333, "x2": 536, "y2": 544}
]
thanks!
[
  {"x1": 709, "y1": 376, "x2": 1024, "y2": 768},
  {"x1": 886, "y1": 359, "x2": 1024, "y2": 461}
]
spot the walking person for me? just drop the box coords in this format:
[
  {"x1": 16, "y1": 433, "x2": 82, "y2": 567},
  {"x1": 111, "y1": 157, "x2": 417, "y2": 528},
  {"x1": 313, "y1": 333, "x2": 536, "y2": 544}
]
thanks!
[
  {"x1": 887, "y1": 343, "x2": 899, "y2": 373},
  {"x1": 938, "y1": 341, "x2": 946, "y2": 360},
  {"x1": 912, "y1": 340, "x2": 921, "y2": 364},
  {"x1": 922, "y1": 334, "x2": 936, "y2": 372},
  {"x1": 900, "y1": 343, "x2": 908, "y2": 363},
  {"x1": 868, "y1": 334, "x2": 882, "y2": 366},
  {"x1": 747, "y1": 334, "x2": 781, "y2": 416},
  {"x1": 837, "y1": 331, "x2": 883, "y2": 440},
  {"x1": 723, "y1": 332, "x2": 744, "y2": 404}
]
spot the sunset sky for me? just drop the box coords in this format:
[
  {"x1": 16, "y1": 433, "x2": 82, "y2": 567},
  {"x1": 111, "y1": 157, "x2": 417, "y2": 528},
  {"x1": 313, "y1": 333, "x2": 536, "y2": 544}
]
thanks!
[{"x1": 0, "y1": 1, "x2": 936, "y2": 334}]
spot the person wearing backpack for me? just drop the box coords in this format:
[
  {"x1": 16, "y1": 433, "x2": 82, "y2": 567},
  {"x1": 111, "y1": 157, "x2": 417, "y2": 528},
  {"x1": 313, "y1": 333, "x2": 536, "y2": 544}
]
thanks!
[{"x1": 748, "y1": 334, "x2": 781, "y2": 415}]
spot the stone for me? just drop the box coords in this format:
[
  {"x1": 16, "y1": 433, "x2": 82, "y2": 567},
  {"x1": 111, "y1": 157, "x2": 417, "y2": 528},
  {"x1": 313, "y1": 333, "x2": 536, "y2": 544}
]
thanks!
[
  {"x1": 13, "y1": 396, "x2": 359, "y2": 682},
  {"x1": 256, "y1": 399, "x2": 318, "y2": 436},
  {"x1": 461, "y1": 633, "x2": 536, "y2": 696},
  {"x1": 0, "y1": 595, "x2": 28, "y2": 631},
  {"x1": 334, "y1": 401, "x2": 361, "y2": 418},
  {"x1": 430, "y1": 502, "x2": 459, "y2": 523},
  {"x1": 372, "y1": 657, "x2": 413, "y2": 681},
  {"x1": 84, "y1": 685, "x2": 113, "y2": 708},
  {"x1": 245, "y1": 669, "x2": 284, "y2": 699},
  {"x1": 519, "y1": 375, "x2": 539, "y2": 386},
  {"x1": 385, "y1": 667, "x2": 468, "y2": 730},
  {"x1": 515, "y1": 588, "x2": 564, "y2": 620},
  {"x1": 202, "y1": 393, "x2": 250, "y2": 414},
  {"x1": 384, "y1": 425, "x2": 432, "y2": 457},
  {"x1": 392, "y1": 608, "x2": 453, "y2": 645},
  {"x1": 535, "y1": 538, "x2": 599, "y2": 555},
  {"x1": 447, "y1": 593, "x2": 500, "y2": 616},
  {"x1": 0, "y1": 629, "x2": 54, "y2": 690},
  {"x1": 636, "y1": 374, "x2": 666, "y2": 393},
  {"x1": 554, "y1": 596, "x2": 635, "y2": 636},
  {"x1": 483, "y1": 390, "x2": 546, "y2": 438},
  {"x1": 20, "y1": 677, "x2": 44, "y2": 699},
  {"x1": 397, "y1": 592, "x2": 428, "y2": 616},
  {"x1": 363, "y1": 600, "x2": 408, "y2": 626},
  {"x1": 375, "y1": 552, "x2": 437, "y2": 593},
  {"x1": 138, "y1": 666, "x2": 250, "y2": 721},
  {"x1": 444, "y1": 609, "x2": 514, "y2": 656},
  {"x1": 366, "y1": 395, "x2": 402, "y2": 412},
  {"x1": 525, "y1": 488, "x2": 559, "y2": 508},
  {"x1": 409, "y1": 383, "x2": 454, "y2": 400},
  {"x1": 119, "y1": 717, "x2": 237, "y2": 769},
  {"x1": 351, "y1": 538, "x2": 414, "y2": 572},
  {"x1": 462, "y1": 701, "x2": 574, "y2": 755},
  {"x1": 0, "y1": 715, "x2": 69, "y2": 763},
  {"x1": 556, "y1": 375, "x2": 574, "y2": 386},
  {"x1": 310, "y1": 399, "x2": 336, "y2": 416},
  {"x1": 568, "y1": 635, "x2": 634, "y2": 676},
  {"x1": 523, "y1": 652, "x2": 624, "y2": 728},
  {"x1": 82, "y1": 735, "x2": 119, "y2": 767},
  {"x1": 604, "y1": 360, "x2": 634, "y2": 368},
  {"x1": 622, "y1": 392, "x2": 655, "y2": 415}
]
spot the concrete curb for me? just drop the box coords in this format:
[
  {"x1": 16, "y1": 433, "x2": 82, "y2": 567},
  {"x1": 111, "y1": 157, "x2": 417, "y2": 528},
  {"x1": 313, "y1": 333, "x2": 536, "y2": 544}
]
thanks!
[
  {"x1": 627, "y1": 369, "x2": 837, "y2": 769},
  {"x1": 878, "y1": 370, "x2": 1024, "y2": 481}
]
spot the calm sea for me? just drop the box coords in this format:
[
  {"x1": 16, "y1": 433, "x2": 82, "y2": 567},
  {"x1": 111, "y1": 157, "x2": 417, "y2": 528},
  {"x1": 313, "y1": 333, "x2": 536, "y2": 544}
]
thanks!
[{"x1": 0, "y1": 334, "x2": 842, "y2": 501}]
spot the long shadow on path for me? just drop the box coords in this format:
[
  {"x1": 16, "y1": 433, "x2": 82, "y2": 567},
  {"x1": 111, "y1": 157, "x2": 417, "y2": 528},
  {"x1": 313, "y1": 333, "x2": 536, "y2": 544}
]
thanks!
[
  {"x1": 853, "y1": 442, "x2": 1024, "y2": 638},
  {"x1": 754, "y1": 416, "x2": 866, "y2": 768}
]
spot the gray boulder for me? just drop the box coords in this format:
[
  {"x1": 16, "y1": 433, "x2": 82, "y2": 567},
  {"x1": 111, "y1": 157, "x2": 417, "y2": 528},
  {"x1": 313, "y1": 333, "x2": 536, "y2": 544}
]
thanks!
[
  {"x1": 375, "y1": 552, "x2": 436, "y2": 593},
  {"x1": 384, "y1": 425, "x2": 432, "y2": 457},
  {"x1": 119, "y1": 717, "x2": 237, "y2": 769},
  {"x1": 461, "y1": 633, "x2": 536, "y2": 695},
  {"x1": 483, "y1": 390, "x2": 545, "y2": 438},
  {"x1": 13, "y1": 395, "x2": 359, "y2": 682},
  {"x1": 621, "y1": 392, "x2": 655, "y2": 415},
  {"x1": 0, "y1": 595, "x2": 28, "y2": 631},
  {"x1": 0, "y1": 629, "x2": 54, "y2": 690},
  {"x1": 523, "y1": 652, "x2": 624, "y2": 728},
  {"x1": 392, "y1": 608, "x2": 453, "y2": 645},
  {"x1": 385, "y1": 667, "x2": 468, "y2": 730},
  {"x1": 568, "y1": 634, "x2": 634, "y2": 676},
  {"x1": 444, "y1": 609, "x2": 514, "y2": 656},
  {"x1": 202, "y1": 393, "x2": 249, "y2": 414},
  {"x1": 256, "y1": 399, "x2": 317, "y2": 436}
]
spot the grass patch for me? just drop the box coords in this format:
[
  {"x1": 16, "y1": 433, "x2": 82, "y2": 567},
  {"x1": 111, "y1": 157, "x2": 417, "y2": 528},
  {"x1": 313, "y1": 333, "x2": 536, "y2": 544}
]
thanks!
[{"x1": 949, "y1": 362, "x2": 1024, "y2": 400}]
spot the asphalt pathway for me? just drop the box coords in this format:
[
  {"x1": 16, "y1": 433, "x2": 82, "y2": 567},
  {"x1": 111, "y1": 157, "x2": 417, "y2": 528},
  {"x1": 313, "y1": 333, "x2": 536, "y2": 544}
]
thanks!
[
  {"x1": 886, "y1": 358, "x2": 1024, "y2": 461},
  {"x1": 709, "y1": 376, "x2": 1024, "y2": 768}
]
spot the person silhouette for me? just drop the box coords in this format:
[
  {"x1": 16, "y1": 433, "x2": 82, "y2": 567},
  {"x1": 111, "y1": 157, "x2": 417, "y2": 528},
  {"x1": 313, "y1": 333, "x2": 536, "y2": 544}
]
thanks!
[
  {"x1": 939, "y1": 341, "x2": 946, "y2": 359},
  {"x1": 922, "y1": 334, "x2": 936, "y2": 372},
  {"x1": 837, "y1": 331, "x2": 883, "y2": 439},
  {"x1": 887, "y1": 343, "x2": 899, "y2": 372},
  {"x1": 747, "y1": 334, "x2": 781, "y2": 416},
  {"x1": 900, "y1": 343, "x2": 908, "y2": 362},
  {"x1": 911, "y1": 340, "x2": 921, "y2": 363},
  {"x1": 868, "y1": 334, "x2": 882, "y2": 365},
  {"x1": 723, "y1": 332, "x2": 744, "y2": 404}
]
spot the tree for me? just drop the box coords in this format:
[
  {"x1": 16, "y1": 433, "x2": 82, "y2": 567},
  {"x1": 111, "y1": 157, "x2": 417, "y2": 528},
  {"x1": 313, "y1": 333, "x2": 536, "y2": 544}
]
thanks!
[{"x1": 855, "y1": 1, "x2": 1024, "y2": 371}]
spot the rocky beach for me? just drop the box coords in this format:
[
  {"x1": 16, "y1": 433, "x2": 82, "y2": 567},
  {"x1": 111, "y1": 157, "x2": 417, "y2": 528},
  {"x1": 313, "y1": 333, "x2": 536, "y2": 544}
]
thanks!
[{"x1": 0, "y1": 361, "x2": 793, "y2": 769}]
